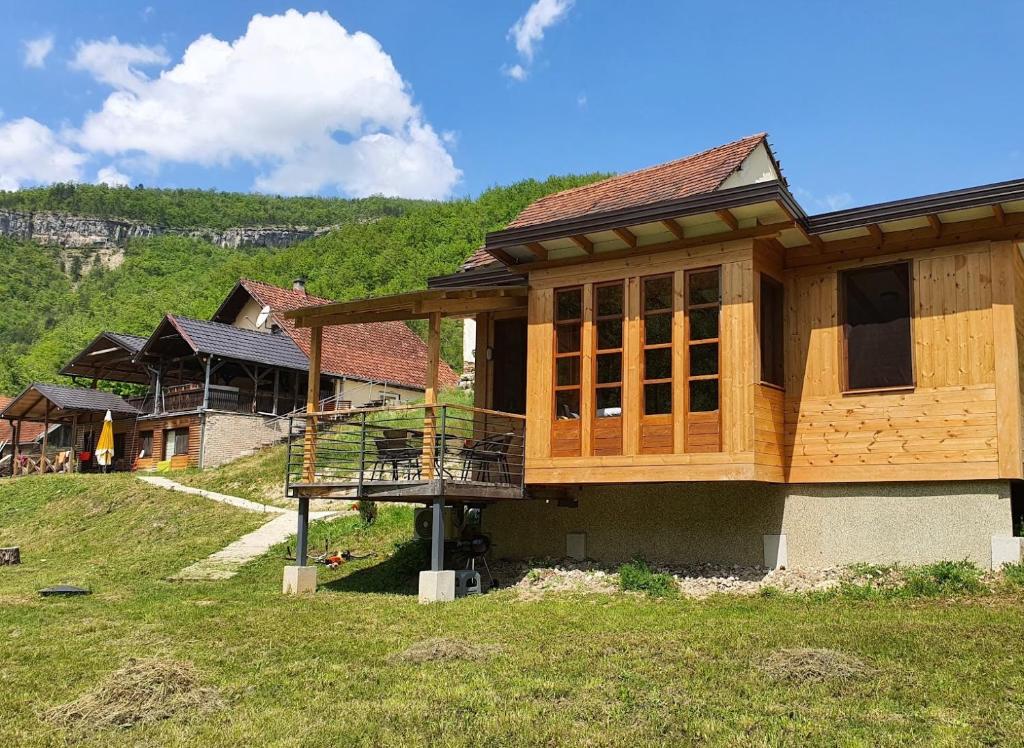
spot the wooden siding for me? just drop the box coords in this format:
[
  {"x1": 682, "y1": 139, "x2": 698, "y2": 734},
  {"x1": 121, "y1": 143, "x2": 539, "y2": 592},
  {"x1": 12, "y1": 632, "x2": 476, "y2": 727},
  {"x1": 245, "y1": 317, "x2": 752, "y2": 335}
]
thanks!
[{"x1": 754, "y1": 384, "x2": 785, "y2": 481}]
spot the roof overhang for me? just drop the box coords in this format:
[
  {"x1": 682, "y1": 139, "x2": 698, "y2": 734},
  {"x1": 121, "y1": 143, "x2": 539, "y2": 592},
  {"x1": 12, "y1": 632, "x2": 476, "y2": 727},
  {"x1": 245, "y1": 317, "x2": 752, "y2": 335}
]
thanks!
[
  {"x1": 0, "y1": 385, "x2": 139, "y2": 423},
  {"x1": 483, "y1": 181, "x2": 804, "y2": 270},
  {"x1": 285, "y1": 286, "x2": 529, "y2": 328},
  {"x1": 59, "y1": 331, "x2": 151, "y2": 385}
]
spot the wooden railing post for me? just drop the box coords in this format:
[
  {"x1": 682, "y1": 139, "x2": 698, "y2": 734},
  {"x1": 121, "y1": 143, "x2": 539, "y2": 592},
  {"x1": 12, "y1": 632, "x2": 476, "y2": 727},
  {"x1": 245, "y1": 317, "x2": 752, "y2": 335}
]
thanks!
[
  {"x1": 302, "y1": 325, "x2": 323, "y2": 483},
  {"x1": 421, "y1": 312, "x2": 442, "y2": 481}
]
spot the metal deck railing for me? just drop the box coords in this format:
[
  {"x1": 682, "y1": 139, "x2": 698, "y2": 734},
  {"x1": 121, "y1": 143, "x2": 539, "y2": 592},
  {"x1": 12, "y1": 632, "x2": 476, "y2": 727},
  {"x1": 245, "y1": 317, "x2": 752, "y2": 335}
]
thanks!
[{"x1": 284, "y1": 403, "x2": 526, "y2": 500}]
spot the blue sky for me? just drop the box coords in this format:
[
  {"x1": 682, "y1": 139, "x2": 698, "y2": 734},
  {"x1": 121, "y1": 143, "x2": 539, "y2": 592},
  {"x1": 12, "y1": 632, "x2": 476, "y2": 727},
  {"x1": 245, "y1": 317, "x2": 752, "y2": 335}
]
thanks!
[{"x1": 2, "y1": 1, "x2": 1022, "y2": 212}]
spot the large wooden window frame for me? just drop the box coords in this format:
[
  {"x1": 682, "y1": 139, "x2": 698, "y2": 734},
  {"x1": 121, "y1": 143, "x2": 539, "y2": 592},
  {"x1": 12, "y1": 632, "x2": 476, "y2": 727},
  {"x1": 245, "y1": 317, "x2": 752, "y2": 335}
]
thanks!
[
  {"x1": 551, "y1": 287, "x2": 583, "y2": 456},
  {"x1": 839, "y1": 260, "x2": 915, "y2": 393},
  {"x1": 684, "y1": 266, "x2": 722, "y2": 452},
  {"x1": 591, "y1": 280, "x2": 625, "y2": 455},
  {"x1": 639, "y1": 274, "x2": 674, "y2": 453}
]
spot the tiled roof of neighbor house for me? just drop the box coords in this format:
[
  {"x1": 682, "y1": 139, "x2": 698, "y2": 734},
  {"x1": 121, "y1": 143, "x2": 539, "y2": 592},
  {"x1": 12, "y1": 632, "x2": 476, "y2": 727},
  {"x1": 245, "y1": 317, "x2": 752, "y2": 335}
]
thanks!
[
  {"x1": 240, "y1": 279, "x2": 460, "y2": 391},
  {"x1": 461, "y1": 247, "x2": 498, "y2": 271},
  {"x1": 166, "y1": 315, "x2": 311, "y2": 372},
  {"x1": 0, "y1": 396, "x2": 46, "y2": 443},
  {"x1": 105, "y1": 331, "x2": 149, "y2": 353},
  {"x1": 506, "y1": 133, "x2": 767, "y2": 230},
  {"x1": 31, "y1": 383, "x2": 141, "y2": 414}
]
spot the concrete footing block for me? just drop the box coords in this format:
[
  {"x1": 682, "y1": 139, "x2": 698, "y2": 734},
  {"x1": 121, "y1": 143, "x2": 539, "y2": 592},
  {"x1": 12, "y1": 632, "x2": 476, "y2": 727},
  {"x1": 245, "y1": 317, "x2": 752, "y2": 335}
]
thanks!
[
  {"x1": 282, "y1": 565, "x2": 317, "y2": 594},
  {"x1": 763, "y1": 534, "x2": 788, "y2": 570},
  {"x1": 991, "y1": 536, "x2": 1022, "y2": 570},
  {"x1": 418, "y1": 570, "x2": 455, "y2": 603}
]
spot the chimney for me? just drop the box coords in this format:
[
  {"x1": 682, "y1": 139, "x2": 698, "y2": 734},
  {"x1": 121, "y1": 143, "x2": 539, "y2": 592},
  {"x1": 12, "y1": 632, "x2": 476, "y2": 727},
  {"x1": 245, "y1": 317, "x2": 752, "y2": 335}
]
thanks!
[{"x1": 293, "y1": 277, "x2": 307, "y2": 294}]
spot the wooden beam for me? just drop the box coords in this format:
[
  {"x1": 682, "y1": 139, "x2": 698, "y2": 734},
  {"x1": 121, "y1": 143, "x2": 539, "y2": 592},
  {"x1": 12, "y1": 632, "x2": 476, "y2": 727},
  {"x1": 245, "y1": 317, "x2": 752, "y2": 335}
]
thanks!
[
  {"x1": 926, "y1": 214, "x2": 943, "y2": 238},
  {"x1": 416, "y1": 296, "x2": 527, "y2": 315},
  {"x1": 993, "y1": 204, "x2": 1007, "y2": 225},
  {"x1": 513, "y1": 219, "x2": 794, "y2": 273},
  {"x1": 302, "y1": 326, "x2": 323, "y2": 483},
  {"x1": 525, "y1": 242, "x2": 548, "y2": 261},
  {"x1": 612, "y1": 227, "x2": 637, "y2": 248},
  {"x1": 569, "y1": 235, "x2": 594, "y2": 254},
  {"x1": 715, "y1": 209, "x2": 739, "y2": 232},
  {"x1": 488, "y1": 247, "x2": 520, "y2": 266},
  {"x1": 660, "y1": 219, "x2": 685, "y2": 240},
  {"x1": 866, "y1": 223, "x2": 884, "y2": 244},
  {"x1": 40, "y1": 403, "x2": 49, "y2": 475},
  {"x1": 422, "y1": 312, "x2": 442, "y2": 480}
]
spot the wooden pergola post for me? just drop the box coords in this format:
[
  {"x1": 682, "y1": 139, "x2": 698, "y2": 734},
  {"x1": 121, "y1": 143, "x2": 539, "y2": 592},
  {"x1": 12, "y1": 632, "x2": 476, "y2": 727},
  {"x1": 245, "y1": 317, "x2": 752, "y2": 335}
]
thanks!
[
  {"x1": 421, "y1": 312, "x2": 442, "y2": 481},
  {"x1": 302, "y1": 326, "x2": 323, "y2": 484},
  {"x1": 39, "y1": 403, "x2": 49, "y2": 475},
  {"x1": 9, "y1": 419, "x2": 19, "y2": 477}
]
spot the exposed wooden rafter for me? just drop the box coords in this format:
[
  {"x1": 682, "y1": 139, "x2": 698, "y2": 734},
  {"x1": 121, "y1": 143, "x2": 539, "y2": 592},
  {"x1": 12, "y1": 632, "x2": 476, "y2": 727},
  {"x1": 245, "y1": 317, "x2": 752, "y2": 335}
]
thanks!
[
  {"x1": 715, "y1": 209, "x2": 739, "y2": 232},
  {"x1": 926, "y1": 214, "x2": 943, "y2": 238},
  {"x1": 866, "y1": 223, "x2": 884, "y2": 244},
  {"x1": 569, "y1": 235, "x2": 595, "y2": 254},
  {"x1": 612, "y1": 227, "x2": 638, "y2": 248},
  {"x1": 660, "y1": 219, "x2": 686, "y2": 240},
  {"x1": 993, "y1": 204, "x2": 1007, "y2": 225},
  {"x1": 525, "y1": 242, "x2": 548, "y2": 261}
]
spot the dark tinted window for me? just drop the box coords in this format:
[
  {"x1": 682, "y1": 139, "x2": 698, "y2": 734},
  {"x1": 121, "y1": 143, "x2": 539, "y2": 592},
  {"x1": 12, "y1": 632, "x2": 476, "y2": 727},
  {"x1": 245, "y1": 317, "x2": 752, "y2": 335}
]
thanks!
[
  {"x1": 759, "y1": 275, "x2": 784, "y2": 386},
  {"x1": 842, "y1": 263, "x2": 913, "y2": 390}
]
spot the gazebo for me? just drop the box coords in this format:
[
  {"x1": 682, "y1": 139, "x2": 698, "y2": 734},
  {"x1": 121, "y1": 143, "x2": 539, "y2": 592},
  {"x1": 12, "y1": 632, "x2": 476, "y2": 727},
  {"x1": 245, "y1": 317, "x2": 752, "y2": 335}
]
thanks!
[{"x1": 0, "y1": 383, "x2": 140, "y2": 476}]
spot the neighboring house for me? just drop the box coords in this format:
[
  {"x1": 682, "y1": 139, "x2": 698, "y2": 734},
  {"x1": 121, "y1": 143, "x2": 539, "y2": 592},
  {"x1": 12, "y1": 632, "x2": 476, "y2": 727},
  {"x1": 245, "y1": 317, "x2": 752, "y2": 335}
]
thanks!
[
  {"x1": 0, "y1": 396, "x2": 67, "y2": 476},
  {"x1": 2, "y1": 279, "x2": 456, "y2": 473},
  {"x1": 286, "y1": 132, "x2": 1024, "y2": 583}
]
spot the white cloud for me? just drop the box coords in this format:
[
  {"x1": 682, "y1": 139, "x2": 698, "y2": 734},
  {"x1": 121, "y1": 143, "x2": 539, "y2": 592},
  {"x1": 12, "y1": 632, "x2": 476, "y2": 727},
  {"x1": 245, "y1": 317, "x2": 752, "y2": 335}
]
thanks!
[
  {"x1": 509, "y1": 0, "x2": 574, "y2": 62},
  {"x1": 96, "y1": 165, "x2": 131, "y2": 187},
  {"x1": 503, "y1": 63, "x2": 527, "y2": 81},
  {"x1": 795, "y1": 188, "x2": 853, "y2": 213},
  {"x1": 0, "y1": 117, "x2": 86, "y2": 190},
  {"x1": 22, "y1": 35, "x2": 55, "y2": 69},
  {"x1": 70, "y1": 11, "x2": 460, "y2": 199},
  {"x1": 69, "y1": 37, "x2": 169, "y2": 92},
  {"x1": 576, "y1": 92, "x2": 587, "y2": 109}
]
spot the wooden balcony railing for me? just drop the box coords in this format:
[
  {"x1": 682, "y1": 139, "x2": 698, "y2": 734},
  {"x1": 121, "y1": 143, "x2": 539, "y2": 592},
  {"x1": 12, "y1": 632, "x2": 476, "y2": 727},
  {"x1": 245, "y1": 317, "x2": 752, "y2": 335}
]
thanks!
[
  {"x1": 127, "y1": 385, "x2": 335, "y2": 417},
  {"x1": 284, "y1": 403, "x2": 526, "y2": 501}
]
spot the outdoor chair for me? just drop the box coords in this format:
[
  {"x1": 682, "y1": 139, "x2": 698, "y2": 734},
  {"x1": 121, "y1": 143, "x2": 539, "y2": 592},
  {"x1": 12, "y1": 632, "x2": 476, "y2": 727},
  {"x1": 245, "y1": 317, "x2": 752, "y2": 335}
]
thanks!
[
  {"x1": 369, "y1": 430, "x2": 421, "y2": 480},
  {"x1": 458, "y1": 432, "x2": 515, "y2": 484}
]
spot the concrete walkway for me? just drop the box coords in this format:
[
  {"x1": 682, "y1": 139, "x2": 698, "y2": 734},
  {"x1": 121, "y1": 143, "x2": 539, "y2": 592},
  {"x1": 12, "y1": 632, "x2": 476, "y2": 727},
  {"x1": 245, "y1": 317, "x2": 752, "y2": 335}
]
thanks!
[{"x1": 138, "y1": 476, "x2": 343, "y2": 581}]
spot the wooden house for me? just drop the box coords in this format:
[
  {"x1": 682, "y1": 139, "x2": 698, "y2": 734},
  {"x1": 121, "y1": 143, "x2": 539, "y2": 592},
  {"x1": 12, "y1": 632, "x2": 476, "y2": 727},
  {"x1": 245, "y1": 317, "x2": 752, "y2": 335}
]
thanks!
[
  {"x1": 280, "y1": 133, "x2": 1024, "y2": 596},
  {"x1": 2, "y1": 279, "x2": 456, "y2": 473}
]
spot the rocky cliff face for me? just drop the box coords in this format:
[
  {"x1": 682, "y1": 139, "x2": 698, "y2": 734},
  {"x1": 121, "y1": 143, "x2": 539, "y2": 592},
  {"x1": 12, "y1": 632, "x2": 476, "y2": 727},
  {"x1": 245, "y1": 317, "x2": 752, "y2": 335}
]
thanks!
[{"x1": 0, "y1": 209, "x2": 332, "y2": 251}]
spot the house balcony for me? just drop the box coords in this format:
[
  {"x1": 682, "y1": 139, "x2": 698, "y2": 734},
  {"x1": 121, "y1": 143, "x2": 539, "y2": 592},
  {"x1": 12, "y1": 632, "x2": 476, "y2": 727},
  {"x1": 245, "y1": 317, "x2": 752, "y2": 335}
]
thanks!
[
  {"x1": 285, "y1": 403, "x2": 526, "y2": 502},
  {"x1": 127, "y1": 383, "x2": 338, "y2": 418}
]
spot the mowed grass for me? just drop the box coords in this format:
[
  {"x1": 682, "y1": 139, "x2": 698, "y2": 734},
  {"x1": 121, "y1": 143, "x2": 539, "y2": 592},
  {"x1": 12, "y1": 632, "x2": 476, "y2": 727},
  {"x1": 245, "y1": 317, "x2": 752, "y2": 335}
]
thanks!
[
  {"x1": 3, "y1": 476, "x2": 1024, "y2": 746},
  {"x1": 172, "y1": 444, "x2": 291, "y2": 508}
]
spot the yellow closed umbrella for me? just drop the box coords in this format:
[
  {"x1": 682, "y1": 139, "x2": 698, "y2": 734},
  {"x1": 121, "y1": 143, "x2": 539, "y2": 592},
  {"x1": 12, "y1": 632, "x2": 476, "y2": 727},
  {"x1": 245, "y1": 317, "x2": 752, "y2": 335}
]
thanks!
[{"x1": 95, "y1": 410, "x2": 115, "y2": 471}]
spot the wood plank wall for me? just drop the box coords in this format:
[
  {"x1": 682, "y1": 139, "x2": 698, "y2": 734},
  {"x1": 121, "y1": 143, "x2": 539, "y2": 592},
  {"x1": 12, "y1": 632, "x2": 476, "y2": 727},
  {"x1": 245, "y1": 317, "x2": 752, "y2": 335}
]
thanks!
[{"x1": 785, "y1": 242, "x2": 1008, "y2": 483}]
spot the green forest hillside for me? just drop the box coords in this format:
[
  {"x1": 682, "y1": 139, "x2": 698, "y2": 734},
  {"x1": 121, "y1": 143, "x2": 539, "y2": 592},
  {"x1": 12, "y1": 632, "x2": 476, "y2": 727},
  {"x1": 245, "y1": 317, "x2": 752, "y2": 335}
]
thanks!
[{"x1": 0, "y1": 174, "x2": 606, "y2": 395}]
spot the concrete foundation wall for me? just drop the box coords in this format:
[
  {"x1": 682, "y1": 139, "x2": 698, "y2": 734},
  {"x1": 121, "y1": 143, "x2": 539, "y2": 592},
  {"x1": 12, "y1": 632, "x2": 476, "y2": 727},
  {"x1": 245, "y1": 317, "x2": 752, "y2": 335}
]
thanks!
[
  {"x1": 485, "y1": 481, "x2": 1013, "y2": 568},
  {"x1": 201, "y1": 411, "x2": 288, "y2": 469}
]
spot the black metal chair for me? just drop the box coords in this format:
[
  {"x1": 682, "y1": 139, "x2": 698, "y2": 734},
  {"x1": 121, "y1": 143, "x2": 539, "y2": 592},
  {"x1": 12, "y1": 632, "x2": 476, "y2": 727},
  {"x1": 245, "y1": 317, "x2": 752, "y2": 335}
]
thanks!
[
  {"x1": 369, "y1": 430, "x2": 421, "y2": 480},
  {"x1": 458, "y1": 432, "x2": 515, "y2": 484}
]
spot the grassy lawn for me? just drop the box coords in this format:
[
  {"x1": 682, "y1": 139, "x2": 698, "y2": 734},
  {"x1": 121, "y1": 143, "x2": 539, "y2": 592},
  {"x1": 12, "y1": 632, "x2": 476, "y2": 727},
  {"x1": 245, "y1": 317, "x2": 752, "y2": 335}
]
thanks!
[
  {"x1": 3, "y1": 474, "x2": 1024, "y2": 746},
  {"x1": 171, "y1": 444, "x2": 293, "y2": 508}
]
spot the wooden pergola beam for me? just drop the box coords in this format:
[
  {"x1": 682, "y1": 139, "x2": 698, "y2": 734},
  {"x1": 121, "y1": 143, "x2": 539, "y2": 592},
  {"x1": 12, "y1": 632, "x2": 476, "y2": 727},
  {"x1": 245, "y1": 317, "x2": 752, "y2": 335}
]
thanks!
[
  {"x1": 660, "y1": 219, "x2": 686, "y2": 240},
  {"x1": 715, "y1": 209, "x2": 739, "y2": 232},
  {"x1": 612, "y1": 227, "x2": 638, "y2": 248}
]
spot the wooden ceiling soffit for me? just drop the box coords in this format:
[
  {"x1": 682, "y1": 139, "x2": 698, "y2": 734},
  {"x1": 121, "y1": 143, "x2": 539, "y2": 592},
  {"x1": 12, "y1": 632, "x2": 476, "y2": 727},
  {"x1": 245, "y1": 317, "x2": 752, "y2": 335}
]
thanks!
[{"x1": 513, "y1": 219, "x2": 794, "y2": 273}]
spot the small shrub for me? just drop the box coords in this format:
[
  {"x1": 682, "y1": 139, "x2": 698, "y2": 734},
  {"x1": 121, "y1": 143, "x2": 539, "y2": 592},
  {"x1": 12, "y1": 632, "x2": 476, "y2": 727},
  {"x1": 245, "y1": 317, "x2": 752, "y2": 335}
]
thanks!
[
  {"x1": 1001, "y1": 562, "x2": 1024, "y2": 588},
  {"x1": 903, "y1": 560, "x2": 983, "y2": 597},
  {"x1": 356, "y1": 500, "x2": 378, "y2": 525},
  {"x1": 759, "y1": 585, "x2": 783, "y2": 599},
  {"x1": 618, "y1": 557, "x2": 676, "y2": 597}
]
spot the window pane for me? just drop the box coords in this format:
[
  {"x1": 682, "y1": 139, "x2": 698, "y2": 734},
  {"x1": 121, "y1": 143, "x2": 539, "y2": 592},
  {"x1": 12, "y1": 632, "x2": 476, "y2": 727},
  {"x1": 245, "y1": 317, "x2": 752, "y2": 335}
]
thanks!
[
  {"x1": 595, "y1": 387, "x2": 621, "y2": 416},
  {"x1": 688, "y1": 270, "x2": 720, "y2": 305},
  {"x1": 555, "y1": 390, "x2": 580, "y2": 419},
  {"x1": 644, "y1": 382, "x2": 672, "y2": 415},
  {"x1": 596, "y1": 353, "x2": 622, "y2": 384},
  {"x1": 556, "y1": 289, "x2": 581, "y2": 321},
  {"x1": 644, "y1": 348, "x2": 671, "y2": 380},
  {"x1": 843, "y1": 263, "x2": 912, "y2": 390},
  {"x1": 556, "y1": 357, "x2": 580, "y2": 386},
  {"x1": 644, "y1": 313, "x2": 672, "y2": 345},
  {"x1": 597, "y1": 319, "x2": 622, "y2": 350},
  {"x1": 689, "y1": 380, "x2": 719, "y2": 412},
  {"x1": 556, "y1": 324, "x2": 580, "y2": 353},
  {"x1": 689, "y1": 343, "x2": 718, "y2": 377},
  {"x1": 643, "y1": 276, "x2": 672, "y2": 312},
  {"x1": 689, "y1": 308, "x2": 719, "y2": 341},
  {"x1": 760, "y1": 275, "x2": 784, "y2": 386},
  {"x1": 596, "y1": 284, "x2": 623, "y2": 317}
]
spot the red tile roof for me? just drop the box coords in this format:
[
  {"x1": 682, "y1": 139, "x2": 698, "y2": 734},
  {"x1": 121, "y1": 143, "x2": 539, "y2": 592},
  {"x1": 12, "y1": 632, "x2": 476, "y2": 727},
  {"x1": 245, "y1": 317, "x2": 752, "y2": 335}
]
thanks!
[
  {"x1": 240, "y1": 279, "x2": 460, "y2": 391},
  {"x1": 460, "y1": 246, "x2": 498, "y2": 271},
  {"x1": 506, "y1": 133, "x2": 768, "y2": 230},
  {"x1": 0, "y1": 397, "x2": 46, "y2": 443}
]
